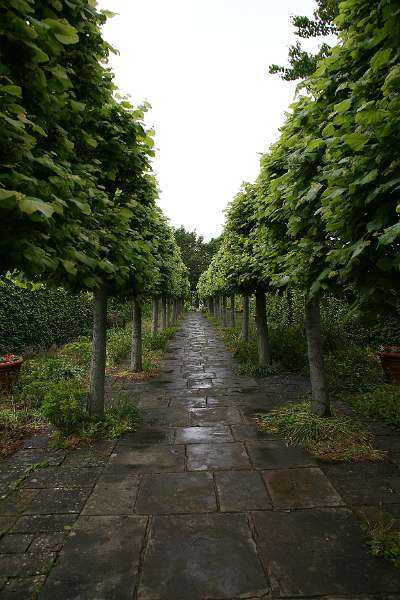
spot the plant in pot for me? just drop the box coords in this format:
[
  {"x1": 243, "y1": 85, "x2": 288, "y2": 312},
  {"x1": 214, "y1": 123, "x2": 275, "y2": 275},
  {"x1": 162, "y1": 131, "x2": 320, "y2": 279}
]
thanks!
[
  {"x1": 0, "y1": 354, "x2": 24, "y2": 394},
  {"x1": 377, "y1": 346, "x2": 400, "y2": 384}
]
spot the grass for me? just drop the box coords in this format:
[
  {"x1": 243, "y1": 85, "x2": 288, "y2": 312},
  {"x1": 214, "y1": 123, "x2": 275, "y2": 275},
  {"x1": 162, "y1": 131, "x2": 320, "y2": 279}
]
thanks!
[
  {"x1": 362, "y1": 511, "x2": 400, "y2": 568},
  {"x1": 258, "y1": 401, "x2": 387, "y2": 462}
]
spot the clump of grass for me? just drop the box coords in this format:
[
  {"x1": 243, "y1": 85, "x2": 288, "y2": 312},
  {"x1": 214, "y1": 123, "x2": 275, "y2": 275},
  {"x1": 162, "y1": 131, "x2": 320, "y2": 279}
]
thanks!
[
  {"x1": 258, "y1": 401, "x2": 387, "y2": 462},
  {"x1": 236, "y1": 361, "x2": 280, "y2": 378},
  {"x1": 0, "y1": 401, "x2": 44, "y2": 457},
  {"x1": 362, "y1": 511, "x2": 400, "y2": 568}
]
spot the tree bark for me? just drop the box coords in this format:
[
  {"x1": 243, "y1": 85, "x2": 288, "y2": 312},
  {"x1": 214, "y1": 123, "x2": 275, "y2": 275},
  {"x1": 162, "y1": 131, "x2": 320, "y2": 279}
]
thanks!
[
  {"x1": 241, "y1": 295, "x2": 250, "y2": 341},
  {"x1": 151, "y1": 297, "x2": 159, "y2": 336},
  {"x1": 230, "y1": 294, "x2": 235, "y2": 327},
  {"x1": 166, "y1": 299, "x2": 171, "y2": 328},
  {"x1": 255, "y1": 290, "x2": 271, "y2": 367},
  {"x1": 222, "y1": 296, "x2": 228, "y2": 326},
  {"x1": 161, "y1": 296, "x2": 167, "y2": 330},
  {"x1": 89, "y1": 285, "x2": 107, "y2": 418},
  {"x1": 287, "y1": 287, "x2": 294, "y2": 326},
  {"x1": 304, "y1": 295, "x2": 330, "y2": 416},
  {"x1": 131, "y1": 299, "x2": 142, "y2": 372}
]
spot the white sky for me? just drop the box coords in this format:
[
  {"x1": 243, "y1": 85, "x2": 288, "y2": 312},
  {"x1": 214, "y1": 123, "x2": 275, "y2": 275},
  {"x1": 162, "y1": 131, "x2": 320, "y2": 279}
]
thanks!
[{"x1": 98, "y1": 0, "x2": 324, "y2": 240}]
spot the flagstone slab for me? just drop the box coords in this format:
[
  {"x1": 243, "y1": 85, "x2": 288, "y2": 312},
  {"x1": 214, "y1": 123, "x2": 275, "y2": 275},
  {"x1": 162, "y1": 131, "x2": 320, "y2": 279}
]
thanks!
[
  {"x1": 117, "y1": 427, "x2": 175, "y2": 445},
  {"x1": 187, "y1": 442, "x2": 251, "y2": 471},
  {"x1": 322, "y1": 462, "x2": 400, "y2": 505},
  {"x1": 169, "y1": 396, "x2": 207, "y2": 409},
  {"x1": 175, "y1": 425, "x2": 233, "y2": 444},
  {"x1": 109, "y1": 444, "x2": 185, "y2": 472},
  {"x1": 11, "y1": 513, "x2": 76, "y2": 533},
  {"x1": 252, "y1": 508, "x2": 400, "y2": 596},
  {"x1": 138, "y1": 514, "x2": 269, "y2": 599},
  {"x1": 141, "y1": 407, "x2": 190, "y2": 427},
  {"x1": 246, "y1": 441, "x2": 316, "y2": 470},
  {"x1": 82, "y1": 479, "x2": 139, "y2": 515},
  {"x1": 231, "y1": 424, "x2": 282, "y2": 442},
  {"x1": 263, "y1": 467, "x2": 345, "y2": 509},
  {"x1": 188, "y1": 378, "x2": 213, "y2": 389},
  {"x1": 216, "y1": 470, "x2": 272, "y2": 511},
  {"x1": 40, "y1": 515, "x2": 147, "y2": 600},
  {"x1": 135, "y1": 472, "x2": 217, "y2": 514},
  {"x1": 23, "y1": 466, "x2": 102, "y2": 489},
  {"x1": 190, "y1": 406, "x2": 243, "y2": 425},
  {"x1": 23, "y1": 488, "x2": 90, "y2": 514}
]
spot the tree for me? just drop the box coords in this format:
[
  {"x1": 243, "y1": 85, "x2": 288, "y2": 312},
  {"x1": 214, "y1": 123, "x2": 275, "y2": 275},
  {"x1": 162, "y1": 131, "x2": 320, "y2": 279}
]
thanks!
[
  {"x1": 173, "y1": 226, "x2": 221, "y2": 292},
  {"x1": 269, "y1": 0, "x2": 339, "y2": 81}
]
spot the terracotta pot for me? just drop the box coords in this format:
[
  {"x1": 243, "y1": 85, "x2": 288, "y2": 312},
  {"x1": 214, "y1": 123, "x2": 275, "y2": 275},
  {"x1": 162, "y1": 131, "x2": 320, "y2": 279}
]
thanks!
[
  {"x1": 377, "y1": 351, "x2": 400, "y2": 384},
  {"x1": 0, "y1": 356, "x2": 23, "y2": 393}
]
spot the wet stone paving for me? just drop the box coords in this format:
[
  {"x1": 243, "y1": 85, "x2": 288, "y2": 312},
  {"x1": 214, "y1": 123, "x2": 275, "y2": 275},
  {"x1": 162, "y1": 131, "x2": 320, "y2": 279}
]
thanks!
[{"x1": 0, "y1": 312, "x2": 400, "y2": 598}]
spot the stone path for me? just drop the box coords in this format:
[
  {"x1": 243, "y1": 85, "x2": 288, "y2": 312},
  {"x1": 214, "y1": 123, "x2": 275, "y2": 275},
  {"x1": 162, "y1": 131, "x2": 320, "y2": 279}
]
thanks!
[{"x1": 0, "y1": 312, "x2": 400, "y2": 598}]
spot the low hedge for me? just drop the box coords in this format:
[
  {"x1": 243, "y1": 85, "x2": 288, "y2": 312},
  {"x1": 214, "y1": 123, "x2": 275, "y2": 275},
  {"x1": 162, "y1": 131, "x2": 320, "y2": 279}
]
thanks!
[{"x1": 0, "y1": 281, "x2": 93, "y2": 353}]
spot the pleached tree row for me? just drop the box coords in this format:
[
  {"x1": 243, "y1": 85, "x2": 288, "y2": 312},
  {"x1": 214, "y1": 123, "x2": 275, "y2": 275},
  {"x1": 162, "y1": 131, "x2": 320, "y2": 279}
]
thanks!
[
  {"x1": 0, "y1": 0, "x2": 190, "y2": 417},
  {"x1": 198, "y1": 0, "x2": 400, "y2": 416}
]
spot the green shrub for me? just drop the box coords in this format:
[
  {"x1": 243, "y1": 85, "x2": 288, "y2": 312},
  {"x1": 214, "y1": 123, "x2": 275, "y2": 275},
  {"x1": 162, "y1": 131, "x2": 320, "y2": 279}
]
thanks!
[
  {"x1": 106, "y1": 327, "x2": 131, "y2": 366},
  {"x1": 0, "y1": 280, "x2": 93, "y2": 353},
  {"x1": 363, "y1": 512, "x2": 400, "y2": 568},
  {"x1": 41, "y1": 380, "x2": 88, "y2": 435},
  {"x1": 17, "y1": 356, "x2": 86, "y2": 407},
  {"x1": 325, "y1": 342, "x2": 383, "y2": 396},
  {"x1": 62, "y1": 339, "x2": 92, "y2": 367},
  {"x1": 103, "y1": 396, "x2": 140, "y2": 438},
  {"x1": 345, "y1": 385, "x2": 400, "y2": 428},
  {"x1": 144, "y1": 327, "x2": 178, "y2": 352}
]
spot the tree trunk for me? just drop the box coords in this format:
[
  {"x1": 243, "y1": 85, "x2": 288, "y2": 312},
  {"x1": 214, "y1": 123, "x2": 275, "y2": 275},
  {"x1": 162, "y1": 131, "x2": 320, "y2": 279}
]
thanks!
[
  {"x1": 287, "y1": 287, "x2": 294, "y2": 326},
  {"x1": 89, "y1": 285, "x2": 107, "y2": 418},
  {"x1": 304, "y1": 295, "x2": 330, "y2": 416},
  {"x1": 151, "y1": 297, "x2": 159, "y2": 336},
  {"x1": 241, "y1": 295, "x2": 250, "y2": 341},
  {"x1": 208, "y1": 297, "x2": 213, "y2": 315},
  {"x1": 131, "y1": 300, "x2": 142, "y2": 372},
  {"x1": 161, "y1": 296, "x2": 167, "y2": 330},
  {"x1": 210, "y1": 297, "x2": 214, "y2": 317},
  {"x1": 230, "y1": 294, "x2": 235, "y2": 327},
  {"x1": 222, "y1": 296, "x2": 228, "y2": 326},
  {"x1": 255, "y1": 291, "x2": 271, "y2": 367},
  {"x1": 166, "y1": 299, "x2": 171, "y2": 328}
]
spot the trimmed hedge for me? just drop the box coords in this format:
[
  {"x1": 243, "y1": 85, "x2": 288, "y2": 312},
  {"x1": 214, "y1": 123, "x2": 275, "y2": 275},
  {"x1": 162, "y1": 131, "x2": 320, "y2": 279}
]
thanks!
[{"x1": 0, "y1": 281, "x2": 93, "y2": 354}]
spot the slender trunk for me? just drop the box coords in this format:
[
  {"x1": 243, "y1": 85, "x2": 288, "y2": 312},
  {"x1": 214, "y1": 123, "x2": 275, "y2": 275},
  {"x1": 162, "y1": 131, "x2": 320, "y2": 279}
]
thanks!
[
  {"x1": 287, "y1": 288, "x2": 294, "y2": 326},
  {"x1": 151, "y1": 297, "x2": 159, "y2": 336},
  {"x1": 89, "y1": 285, "x2": 107, "y2": 418},
  {"x1": 131, "y1": 300, "x2": 142, "y2": 372},
  {"x1": 222, "y1": 296, "x2": 228, "y2": 327},
  {"x1": 255, "y1": 290, "x2": 271, "y2": 367},
  {"x1": 166, "y1": 299, "x2": 171, "y2": 328},
  {"x1": 241, "y1": 295, "x2": 250, "y2": 341},
  {"x1": 210, "y1": 297, "x2": 214, "y2": 317},
  {"x1": 208, "y1": 297, "x2": 212, "y2": 315},
  {"x1": 161, "y1": 296, "x2": 167, "y2": 330},
  {"x1": 230, "y1": 294, "x2": 235, "y2": 327},
  {"x1": 304, "y1": 295, "x2": 330, "y2": 416},
  {"x1": 172, "y1": 299, "x2": 178, "y2": 324}
]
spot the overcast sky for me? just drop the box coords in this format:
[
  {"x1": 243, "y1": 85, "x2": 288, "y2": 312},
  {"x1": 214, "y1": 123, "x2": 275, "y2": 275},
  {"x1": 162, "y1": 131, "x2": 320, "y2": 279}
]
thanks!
[{"x1": 98, "y1": 0, "x2": 323, "y2": 240}]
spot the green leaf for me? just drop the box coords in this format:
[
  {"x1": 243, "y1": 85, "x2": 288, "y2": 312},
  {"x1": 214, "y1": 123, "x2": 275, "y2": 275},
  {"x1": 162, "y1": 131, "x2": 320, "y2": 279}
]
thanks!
[
  {"x1": 62, "y1": 260, "x2": 77, "y2": 275},
  {"x1": 370, "y1": 48, "x2": 392, "y2": 71},
  {"x1": 344, "y1": 133, "x2": 369, "y2": 151},
  {"x1": 379, "y1": 223, "x2": 400, "y2": 246},
  {"x1": 18, "y1": 196, "x2": 55, "y2": 218},
  {"x1": 334, "y1": 99, "x2": 352, "y2": 113},
  {"x1": 0, "y1": 189, "x2": 17, "y2": 201},
  {"x1": 0, "y1": 85, "x2": 22, "y2": 97},
  {"x1": 43, "y1": 19, "x2": 79, "y2": 45}
]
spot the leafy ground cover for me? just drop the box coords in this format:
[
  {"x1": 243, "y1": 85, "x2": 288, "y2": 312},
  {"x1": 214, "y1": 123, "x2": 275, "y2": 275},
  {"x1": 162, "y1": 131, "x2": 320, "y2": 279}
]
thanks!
[
  {"x1": 361, "y1": 510, "x2": 400, "y2": 569},
  {"x1": 0, "y1": 319, "x2": 178, "y2": 455}
]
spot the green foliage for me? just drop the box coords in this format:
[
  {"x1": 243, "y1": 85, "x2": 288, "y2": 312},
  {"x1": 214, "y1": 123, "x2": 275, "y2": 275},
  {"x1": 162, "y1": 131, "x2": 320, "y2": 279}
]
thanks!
[
  {"x1": 325, "y1": 342, "x2": 382, "y2": 396},
  {"x1": 18, "y1": 355, "x2": 87, "y2": 408},
  {"x1": 345, "y1": 385, "x2": 400, "y2": 428},
  {"x1": 269, "y1": 0, "x2": 339, "y2": 81},
  {"x1": 62, "y1": 339, "x2": 92, "y2": 368},
  {"x1": 258, "y1": 401, "x2": 385, "y2": 461},
  {"x1": 106, "y1": 327, "x2": 131, "y2": 367},
  {"x1": 41, "y1": 380, "x2": 88, "y2": 435},
  {"x1": 364, "y1": 513, "x2": 400, "y2": 568},
  {"x1": 173, "y1": 226, "x2": 221, "y2": 292},
  {"x1": 144, "y1": 326, "x2": 178, "y2": 352},
  {"x1": 0, "y1": 281, "x2": 92, "y2": 353},
  {"x1": 102, "y1": 396, "x2": 140, "y2": 439}
]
